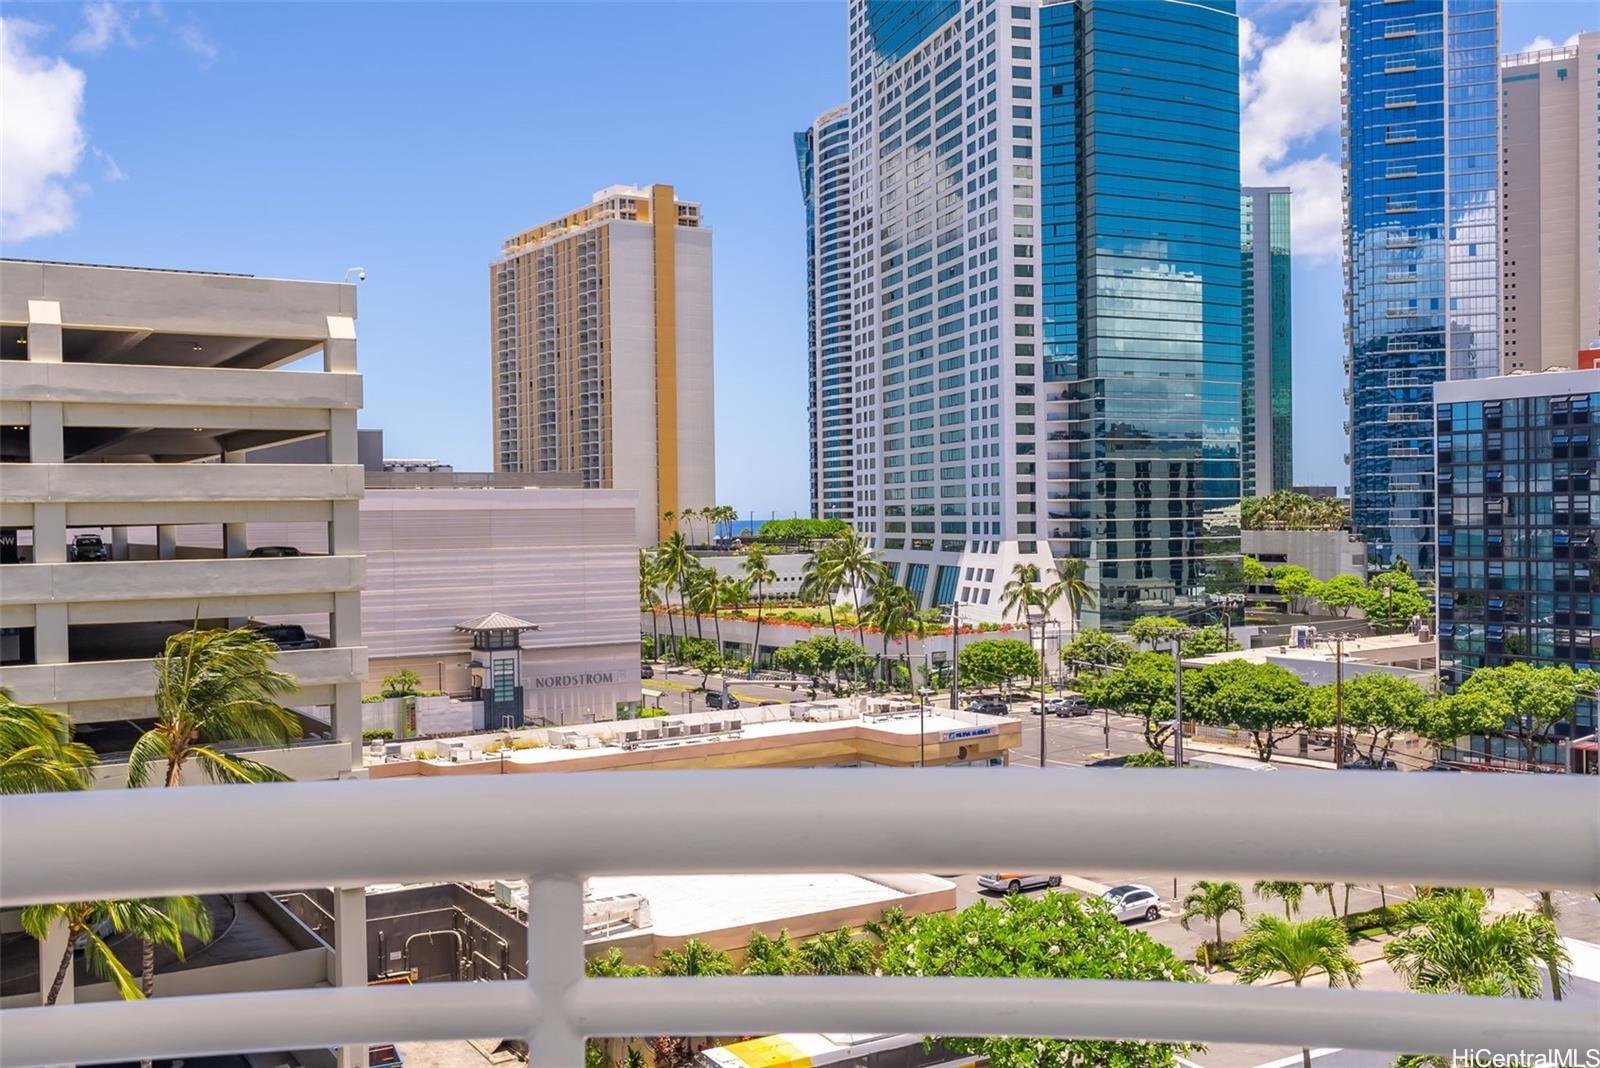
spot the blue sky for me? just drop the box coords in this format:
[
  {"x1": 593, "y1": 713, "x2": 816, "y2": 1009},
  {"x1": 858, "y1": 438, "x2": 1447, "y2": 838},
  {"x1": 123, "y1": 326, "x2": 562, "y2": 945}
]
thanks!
[{"x1": 2, "y1": 2, "x2": 1592, "y2": 515}]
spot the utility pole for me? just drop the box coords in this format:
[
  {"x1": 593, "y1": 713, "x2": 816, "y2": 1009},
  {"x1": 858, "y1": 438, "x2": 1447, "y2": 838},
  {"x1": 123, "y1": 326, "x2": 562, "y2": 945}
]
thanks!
[
  {"x1": 1172, "y1": 635, "x2": 1185, "y2": 768},
  {"x1": 948, "y1": 600, "x2": 962, "y2": 710},
  {"x1": 1333, "y1": 634, "x2": 1345, "y2": 769},
  {"x1": 1037, "y1": 618, "x2": 1049, "y2": 768}
]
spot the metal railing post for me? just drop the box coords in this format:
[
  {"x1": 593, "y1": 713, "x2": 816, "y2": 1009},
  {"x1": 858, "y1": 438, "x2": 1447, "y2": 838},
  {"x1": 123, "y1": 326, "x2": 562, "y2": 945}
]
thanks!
[{"x1": 527, "y1": 875, "x2": 585, "y2": 1065}]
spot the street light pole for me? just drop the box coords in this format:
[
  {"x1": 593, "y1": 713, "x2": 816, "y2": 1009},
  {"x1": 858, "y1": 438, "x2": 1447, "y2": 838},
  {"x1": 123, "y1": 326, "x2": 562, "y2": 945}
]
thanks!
[
  {"x1": 948, "y1": 600, "x2": 962, "y2": 711},
  {"x1": 1172, "y1": 635, "x2": 1186, "y2": 768},
  {"x1": 1333, "y1": 633, "x2": 1345, "y2": 769}
]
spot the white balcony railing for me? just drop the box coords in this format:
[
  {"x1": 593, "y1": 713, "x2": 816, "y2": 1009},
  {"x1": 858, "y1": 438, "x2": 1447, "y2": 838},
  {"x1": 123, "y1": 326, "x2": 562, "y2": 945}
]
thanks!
[{"x1": 2, "y1": 771, "x2": 1597, "y2": 1068}]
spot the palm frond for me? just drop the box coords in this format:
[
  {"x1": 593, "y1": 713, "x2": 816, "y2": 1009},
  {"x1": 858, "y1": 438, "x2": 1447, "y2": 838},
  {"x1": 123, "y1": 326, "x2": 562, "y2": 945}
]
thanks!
[{"x1": 190, "y1": 746, "x2": 292, "y2": 785}]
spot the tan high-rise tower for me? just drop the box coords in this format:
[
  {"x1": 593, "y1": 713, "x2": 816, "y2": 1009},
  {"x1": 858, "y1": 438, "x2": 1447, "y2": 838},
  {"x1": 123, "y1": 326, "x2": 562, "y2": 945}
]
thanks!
[
  {"x1": 1500, "y1": 35, "x2": 1600, "y2": 373},
  {"x1": 490, "y1": 184, "x2": 715, "y2": 545}
]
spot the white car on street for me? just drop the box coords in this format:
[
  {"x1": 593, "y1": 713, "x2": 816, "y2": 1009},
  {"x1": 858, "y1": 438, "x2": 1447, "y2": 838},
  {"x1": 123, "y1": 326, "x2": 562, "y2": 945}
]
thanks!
[{"x1": 1101, "y1": 883, "x2": 1163, "y2": 923}]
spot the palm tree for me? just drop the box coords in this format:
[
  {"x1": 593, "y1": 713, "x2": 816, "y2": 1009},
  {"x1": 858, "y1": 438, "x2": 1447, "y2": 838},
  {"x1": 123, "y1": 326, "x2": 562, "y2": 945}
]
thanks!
[
  {"x1": 128, "y1": 625, "x2": 300, "y2": 789},
  {"x1": 830, "y1": 526, "x2": 883, "y2": 650},
  {"x1": 657, "y1": 533, "x2": 702, "y2": 640},
  {"x1": 639, "y1": 550, "x2": 664, "y2": 660},
  {"x1": 1000, "y1": 562, "x2": 1044, "y2": 624},
  {"x1": 1311, "y1": 882, "x2": 1338, "y2": 917},
  {"x1": 1233, "y1": 915, "x2": 1362, "y2": 1068},
  {"x1": 1046, "y1": 557, "x2": 1095, "y2": 641},
  {"x1": 686, "y1": 567, "x2": 721, "y2": 654},
  {"x1": 800, "y1": 547, "x2": 844, "y2": 638},
  {"x1": 1535, "y1": 891, "x2": 1565, "y2": 1001},
  {"x1": 1179, "y1": 879, "x2": 1248, "y2": 972},
  {"x1": 1, "y1": 688, "x2": 96, "y2": 794},
  {"x1": 800, "y1": 927, "x2": 877, "y2": 975},
  {"x1": 742, "y1": 930, "x2": 806, "y2": 976},
  {"x1": 741, "y1": 546, "x2": 777, "y2": 673},
  {"x1": 654, "y1": 938, "x2": 733, "y2": 976},
  {"x1": 659, "y1": 510, "x2": 676, "y2": 542},
  {"x1": 1252, "y1": 880, "x2": 1306, "y2": 919},
  {"x1": 1384, "y1": 889, "x2": 1568, "y2": 1000},
  {"x1": 21, "y1": 897, "x2": 210, "y2": 1006},
  {"x1": 863, "y1": 578, "x2": 916, "y2": 689}
]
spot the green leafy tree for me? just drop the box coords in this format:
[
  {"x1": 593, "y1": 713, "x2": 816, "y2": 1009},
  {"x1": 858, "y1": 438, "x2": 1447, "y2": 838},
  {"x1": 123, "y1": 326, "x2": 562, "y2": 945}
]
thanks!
[
  {"x1": 1121, "y1": 750, "x2": 1172, "y2": 767},
  {"x1": 1360, "y1": 570, "x2": 1432, "y2": 630},
  {"x1": 742, "y1": 930, "x2": 807, "y2": 975},
  {"x1": 1451, "y1": 662, "x2": 1600, "y2": 769},
  {"x1": 676, "y1": 637, "x2": 722, "y2": 688},
  {"x1": 129, "y1": 625, "x2": 301, "y2": 789},
  {"x1": 1187, "y1": 660, "x2": 1309, "y2": 762},
  {"x1": 1309, "y1": 673, "x2": 1432, "y2": 767},
  {"x1": 1, "y1": 689, "x2": 96, "y2": 794},
  {"x1": 1234, "y1": 915, "x2": 1362, "y2": 1068},
  {"x1": 1242, "y1": 555, "x2": 1269, "y2": 586},
  {"x1": 1310, "y1": 574, "x2": 1366, "y2": 617},
  {"x1": 1252, "y1": 880, "x2": 1307, "y2": 919},
  {"x1": 773, "y1": 641, "x2": 823, "y2": 696},
  {"x1": 1081, "y1": 652, "x2": 1176, "y2": 754},
  {"x1": 1180, "y1": 624, "x2": 1240, "y2": 657},
  {"x1": 799, "y1": 926, "x2": 877, "y2": 975},
  {"x1": 1384, "y1": 889, "x2": 1567, "y2": 999},
  {"x1": 741, "y1": 546, "x2": 778, "y2": 671},
  {"x1": 876, "y1": 893, "x2": 1200, "y2": 1068},
  {"x1": 22, "y1": 897, "x2": 211, "y2": 1006},
  {"x1": 1126, "y1": 615, "x2": 1185, "y2": 650},
  {"x1": 1179, "y1": 880, "x2": 1248, "y2": 972},
  {"x1": 1060, "y1": 629, "x2": 1131, "y2": 676},
  {"x1": 863, "y1": 905, "x2": 913, "y2": 949},
  {"x1": 957, "y1": 638, "x2": 1040, "y2": 697},
  {"x1": 753, "y1": 517, "x2": 850, "y2": 544},
  {"x1": 1419, "y1": 688, "x2": 1504, "y2": 759},
  {"x1": 1270, "y1": 565, "x2": 1317, "y2": 614},
  {"x1": 380, "y1": 669, "x2": 421, "y2": 698},
  {"x1": 655, "y1": 938, "x2": 733, "y2": 977}
]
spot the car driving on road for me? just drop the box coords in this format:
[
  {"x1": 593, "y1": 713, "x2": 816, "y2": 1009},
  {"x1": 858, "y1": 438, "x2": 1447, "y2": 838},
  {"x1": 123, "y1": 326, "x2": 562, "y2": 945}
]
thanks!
[
  {"x1": 1101, "y1": 883, "x2": 1163, "y2": 923},
  {"x1": 965, "y1": 697, "x2": 1010, "y2": 715},
  {"x1": 978, "y1": 873, "x2": 1063, "y2": 895}
]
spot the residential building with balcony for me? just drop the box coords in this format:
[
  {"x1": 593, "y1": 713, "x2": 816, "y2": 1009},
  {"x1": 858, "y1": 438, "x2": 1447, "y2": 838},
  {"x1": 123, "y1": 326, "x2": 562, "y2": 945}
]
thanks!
[
  {"x1": 842, "y1": 0, "x2": 1243, "y2": 628},
  {"x1": 797, "y1": 106, "x2": 856, "y2": 522},
  {"x1": 1343, "y1": 0, "x2": 1501, "y2": 578},
  {"x1": 0, "y1": 258, "x2": 366, "y2": 781},
  {"x1": 490, "y1": 184, "x2": 715, "y2": 546},
  {"x1": 1433, "y1": 367, "x2": 1598, "y2": 760},
  {"x1": 1500, "y1": 35, "x2": 1600, "y2": 374},
  {"x1": 1241, "y1": 187, "x2": 1294, "y2": 497}
]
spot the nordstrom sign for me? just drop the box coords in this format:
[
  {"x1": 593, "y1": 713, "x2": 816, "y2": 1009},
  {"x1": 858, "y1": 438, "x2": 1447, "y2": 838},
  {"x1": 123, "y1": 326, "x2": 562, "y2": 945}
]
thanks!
[{"x1": 530, "y1": 672, "x2": 617, "y2": 689}]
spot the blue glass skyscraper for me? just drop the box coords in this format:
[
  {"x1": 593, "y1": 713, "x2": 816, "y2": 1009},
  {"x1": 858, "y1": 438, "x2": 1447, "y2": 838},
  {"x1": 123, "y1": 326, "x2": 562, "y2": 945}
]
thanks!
[
  {"x1": 796, "y1": 107, "x2": 855, "y2": 520},
  {"x1": 835, "y1": 0, "x2": 1242, "y2": 628},
  {"x1": 1344, "y1": 0, "x2": 1500, "y2": 576}
]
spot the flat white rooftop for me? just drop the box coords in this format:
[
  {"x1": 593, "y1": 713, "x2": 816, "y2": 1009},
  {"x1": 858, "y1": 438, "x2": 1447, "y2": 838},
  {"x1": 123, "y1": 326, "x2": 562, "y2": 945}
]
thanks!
[{"x1": 584, "y1": 873, "x2": 953, "y2": 938}]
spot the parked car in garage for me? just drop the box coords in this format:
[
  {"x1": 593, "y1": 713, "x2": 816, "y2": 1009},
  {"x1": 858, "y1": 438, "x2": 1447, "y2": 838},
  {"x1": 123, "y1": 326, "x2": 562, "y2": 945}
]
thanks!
[
  {"x1": 978, "y1": 872, "x2": 1063, "y2": 895},
  {"x1": 68, "y1": 534, "x2": 110, "y2": 561},
  {"x1": 251, "y1": 623, "x2": 320, "y2": 650},
  {"x1": 248, "y1": 545, "x2": 302, "y2": 558},
  {"x1": 1101, "y1": 883, "x2": 1163, "y2": 923}
]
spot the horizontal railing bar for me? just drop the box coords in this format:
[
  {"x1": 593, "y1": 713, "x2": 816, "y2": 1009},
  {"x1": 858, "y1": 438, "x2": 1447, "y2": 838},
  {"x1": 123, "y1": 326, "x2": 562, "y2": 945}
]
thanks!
[
  {"x1": 578, "y1": 977, "x2": 1600, "y2": 1055},
  {"x1": 0, "y1": 982, "x2": 537, "y2": 1068},
  {"x1": 2, "y1": 976, "x2": 1595, "y2": 1068},
  {"x1": 4, "y1": 771, "x2": 1597, "y2": 904}
]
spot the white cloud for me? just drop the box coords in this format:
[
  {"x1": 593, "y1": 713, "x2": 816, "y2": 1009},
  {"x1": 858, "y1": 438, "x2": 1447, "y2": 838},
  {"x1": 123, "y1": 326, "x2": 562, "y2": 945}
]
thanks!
[
  {"x1": 175, "y1": 25, "x2": 217, "y2": 67},
  {"x1": 1239, "y1": 3, "x2": 1344, "y2": 259},
  {"x1": 1519, "y1": 34, "x2": 1556, "y2": 52},
  {"x1": 0, "y1": 18, "x2": 87, "y2": 242},
  {"x1": 69, "y1": 2, "x2": 136, "y2": 55}
]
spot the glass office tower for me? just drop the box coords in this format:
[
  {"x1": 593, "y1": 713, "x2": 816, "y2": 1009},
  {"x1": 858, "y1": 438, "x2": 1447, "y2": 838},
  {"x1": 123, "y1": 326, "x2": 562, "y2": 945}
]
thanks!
[
  {"x1": 797, "y1": 107, "x2": 855, "y2": 520},
  {"x1": 844, "y1": 0, "x2": 1242, "y2": 628},
  {"x1": 1241, "y1": 187, "x2": 1294, "y2": 497},
  {"x1": 1343, "y1": 0, "x2": 1500, "y2": 577},
  {"x1": 1434, "y1": 369, "x2": 1598, "y2": 763}
]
